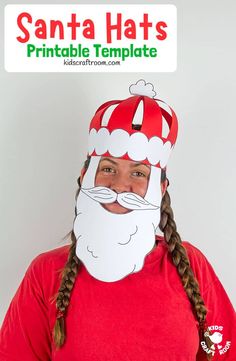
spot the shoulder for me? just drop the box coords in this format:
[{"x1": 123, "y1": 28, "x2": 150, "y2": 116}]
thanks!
[
  {"x1": 29, "y1": 244, "x2": 70, "y2": 270},
  {"x1": 181, "y1": 240, "x2": 213, "y2": 269},
  {"x1": 157, "y1": 236, "x2": 219, "y2": 293},
  {"x1": 182, "y1": 241, "x2": 219, "y2": 293},
  {"x1": 23, "y1": 244, "x2": 70, "y2": 295},
  {"x1": 182, "y1": 240, "x2": 208, "y2": 263},
  {"x1": 157, "y1": 235, "x2": 212, "y2": 267}
]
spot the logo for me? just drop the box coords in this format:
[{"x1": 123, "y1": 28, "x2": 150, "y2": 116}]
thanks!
[{"x1": 201, "y1": 325, "x2": 231, "y2": 356}]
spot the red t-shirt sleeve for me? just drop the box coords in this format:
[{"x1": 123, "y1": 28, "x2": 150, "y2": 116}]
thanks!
[
  {"x1": 183, "y1": 242, "x2": 236, "y2": 361},
  {"x1": 0, "y1": 255, "x2": 53, "y2": 361}
]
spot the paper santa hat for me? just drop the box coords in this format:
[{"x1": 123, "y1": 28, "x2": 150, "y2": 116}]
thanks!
[{"x1": 87, "y1": 80, "x2": 178, "y2": 169}]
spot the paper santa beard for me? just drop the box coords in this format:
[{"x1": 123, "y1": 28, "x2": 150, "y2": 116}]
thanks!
[{"x1": 74, "y1": 155, "x2": 162, "y2": 282}]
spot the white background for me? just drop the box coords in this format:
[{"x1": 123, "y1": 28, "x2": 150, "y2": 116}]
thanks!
[{"x1": 0, "y1": 0, "x2": 236, "y2": 324}]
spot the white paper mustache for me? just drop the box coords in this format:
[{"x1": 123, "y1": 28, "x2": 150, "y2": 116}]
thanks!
[{"x1": 81, "y1": 186, "x2": 159, "y2": 210}]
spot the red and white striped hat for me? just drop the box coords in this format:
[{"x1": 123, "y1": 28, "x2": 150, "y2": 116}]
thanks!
[{"x1": 87, "y1": 80, "x2": 178, "y2": 169}]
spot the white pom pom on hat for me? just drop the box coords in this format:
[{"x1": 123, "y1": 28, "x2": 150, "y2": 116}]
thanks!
[{"x1": 129, "y1": 79, "x2": 156, "y2": 98}]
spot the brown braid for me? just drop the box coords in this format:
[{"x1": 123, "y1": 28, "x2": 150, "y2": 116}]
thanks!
[
  {"x1": 159, "y1": 184, "x2": 214, "y2": 360},
  {"x1": 53, "y1": 159, "x2": 91, "y2": 348},
  {"x1": 53, "y1": 157, "x2": 90, "y2": 348},
  {"x1": 53, "y1": 231, "x2": 80, "y2": 348}
]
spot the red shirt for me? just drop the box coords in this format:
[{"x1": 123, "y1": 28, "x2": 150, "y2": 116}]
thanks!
[{"x1": 0, "y1": 237, "x2": 235, "y2": 361}]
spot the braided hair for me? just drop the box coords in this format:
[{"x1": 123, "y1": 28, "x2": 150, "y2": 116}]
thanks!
[
  {"x1": 53, "y1": 232, "x2": 80, "y2": 347},
  {"x1": 53, "y1": 159, "x2": 213, "y2": 360},
  {"x1": 159, "y1": 188, "x2": 213, "y2": 360}
]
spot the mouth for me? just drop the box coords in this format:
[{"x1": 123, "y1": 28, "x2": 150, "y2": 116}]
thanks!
[{"x1": 101, "y1": 201, "x2": 132, "y2": 214}]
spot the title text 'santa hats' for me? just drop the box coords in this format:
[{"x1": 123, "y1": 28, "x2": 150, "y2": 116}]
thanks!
[{"x1": 87, "y1": 80, "x2": 178, "y2": 169}]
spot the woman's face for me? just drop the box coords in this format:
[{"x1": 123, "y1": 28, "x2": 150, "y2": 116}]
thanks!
[
  {"x1": 95, "y1": 157, "x2": 151, "y2": 214},
  {"x1": 80, "y1": 156, "x2": 167, "y2": 214}
]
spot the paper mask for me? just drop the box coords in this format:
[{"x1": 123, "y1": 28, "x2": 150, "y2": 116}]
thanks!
[{"x1": 73, "y1": 80, "x2": 178, "y2": 282}]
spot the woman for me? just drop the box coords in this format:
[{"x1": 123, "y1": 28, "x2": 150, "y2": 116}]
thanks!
[{"x1": 0, "y1": 81, "x2": 235, "y2": 361}]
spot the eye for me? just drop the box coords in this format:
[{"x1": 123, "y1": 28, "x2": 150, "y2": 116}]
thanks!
[
  {"x1": 101, "y1": 167, "x2": 115, "y2": 173},
  {"x1": 132, "y1": 171, "x2": 146, "y2": 177}
]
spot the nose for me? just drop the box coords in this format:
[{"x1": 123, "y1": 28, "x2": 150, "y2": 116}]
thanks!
[{"x1": 110, "y1": 173, "x2": 131, "y2": 194}]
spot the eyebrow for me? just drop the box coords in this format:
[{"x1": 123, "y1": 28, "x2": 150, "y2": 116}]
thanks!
[
  {"x1": 100, "y1": 157, "x2": 117, "y2": 165},
  {"x1": 131, "y1": 163, "x2": 150, "y2": 169},
  {"x1": 99, "y1": 158, "x2": 150, "y2": 169}
]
